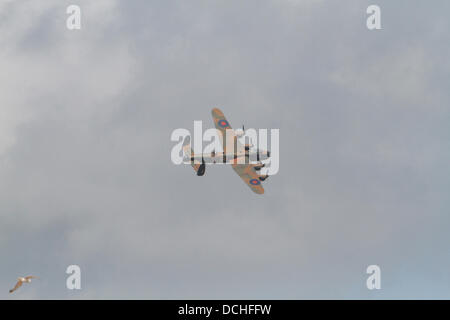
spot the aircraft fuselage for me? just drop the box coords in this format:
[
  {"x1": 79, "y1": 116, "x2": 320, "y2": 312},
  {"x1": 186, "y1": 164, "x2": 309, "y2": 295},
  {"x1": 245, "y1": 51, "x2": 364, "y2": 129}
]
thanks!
[{"x1": 186, "y1": 149, "x2": 270, "y2": 164}]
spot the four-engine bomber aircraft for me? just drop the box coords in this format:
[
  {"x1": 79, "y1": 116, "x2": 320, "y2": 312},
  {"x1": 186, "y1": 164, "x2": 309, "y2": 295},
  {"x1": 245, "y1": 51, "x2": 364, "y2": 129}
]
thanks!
[{"x1": 183, "y1": 108, "x2": 271, "y2": 194}]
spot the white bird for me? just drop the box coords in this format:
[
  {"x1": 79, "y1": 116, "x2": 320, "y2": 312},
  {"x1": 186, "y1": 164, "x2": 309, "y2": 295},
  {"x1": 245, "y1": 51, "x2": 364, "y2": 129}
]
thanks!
[{"x1": 9, "y1": 276, "x2": 38, "y2": 293}]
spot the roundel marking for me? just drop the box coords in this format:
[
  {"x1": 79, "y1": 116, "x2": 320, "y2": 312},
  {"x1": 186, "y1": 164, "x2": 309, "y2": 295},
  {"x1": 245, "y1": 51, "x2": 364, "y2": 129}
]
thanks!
[
  {"x1": 218, "y1": 119, "x2": 229, "y2": 128},
  {"x1": 249, "y1": 179, "x2": 261, "y2": 186}
]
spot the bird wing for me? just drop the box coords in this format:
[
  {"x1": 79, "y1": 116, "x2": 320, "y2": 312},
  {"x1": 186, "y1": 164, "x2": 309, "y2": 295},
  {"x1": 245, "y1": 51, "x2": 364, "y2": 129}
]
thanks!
[
  {"x1": 25, "y1": 276, "x2": 37, "y2": 280},
  {"x1": 9, "y1": 280, "x2": 22, "y2": 293}
]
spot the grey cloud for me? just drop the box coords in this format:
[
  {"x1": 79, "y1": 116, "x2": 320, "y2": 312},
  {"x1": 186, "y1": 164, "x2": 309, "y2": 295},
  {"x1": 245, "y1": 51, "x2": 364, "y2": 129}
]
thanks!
[{"x1": 0, "y1": 0, "x2": 449, "y2": 299}]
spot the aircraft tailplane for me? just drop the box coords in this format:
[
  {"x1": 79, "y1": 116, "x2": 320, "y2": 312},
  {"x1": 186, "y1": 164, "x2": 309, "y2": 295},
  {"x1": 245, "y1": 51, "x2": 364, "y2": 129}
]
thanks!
[{"x1": 182, "y1": 136, "x2": 205, "y2": 176}]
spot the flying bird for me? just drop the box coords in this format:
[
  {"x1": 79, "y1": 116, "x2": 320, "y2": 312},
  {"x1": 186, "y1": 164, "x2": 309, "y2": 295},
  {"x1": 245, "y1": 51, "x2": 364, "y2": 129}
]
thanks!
[{"x1": 9, "y1": 276, "x2": 38, "y2": 293}]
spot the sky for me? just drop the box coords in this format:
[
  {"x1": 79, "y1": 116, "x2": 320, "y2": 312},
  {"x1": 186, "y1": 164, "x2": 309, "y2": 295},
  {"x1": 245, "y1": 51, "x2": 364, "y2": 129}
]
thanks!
[{"x1": 0, "y1": 0, "x2": 449, "y2": 299}]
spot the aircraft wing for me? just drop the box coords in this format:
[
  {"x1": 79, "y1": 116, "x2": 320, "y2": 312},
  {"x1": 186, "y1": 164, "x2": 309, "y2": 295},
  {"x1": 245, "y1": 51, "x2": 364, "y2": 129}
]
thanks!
[
  {"x1": 231, "y1": 164, "x2": 265, "y2": 194},
  {"x1": 211, "y1": 108, "x2": 243, "y2": 153}
]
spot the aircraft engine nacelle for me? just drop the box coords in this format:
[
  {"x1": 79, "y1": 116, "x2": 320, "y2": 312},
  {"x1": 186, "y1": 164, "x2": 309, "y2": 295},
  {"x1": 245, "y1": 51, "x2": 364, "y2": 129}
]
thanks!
[
  {"x1": 253, "y1": 163, "x2": 265, "y2": 171},
  {"x1": 256, "y1": 149, "x2": 270, "y2": 161},
  {"x1": 234, "y1": 128, "x2": 245, "y2": 137},
  {"x1": 258, "y1": 174, "x2": 269, "y2": 181}
]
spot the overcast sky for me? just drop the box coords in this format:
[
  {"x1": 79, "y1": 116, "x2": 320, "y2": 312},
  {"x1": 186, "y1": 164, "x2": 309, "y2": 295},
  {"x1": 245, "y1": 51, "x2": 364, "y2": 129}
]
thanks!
[{"x1": 1, "y1": 0, "x2": 449, "y2": 299}]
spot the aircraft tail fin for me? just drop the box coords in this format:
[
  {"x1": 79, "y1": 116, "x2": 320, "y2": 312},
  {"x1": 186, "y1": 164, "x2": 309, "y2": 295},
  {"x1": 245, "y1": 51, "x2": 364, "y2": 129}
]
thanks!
[{"x1": 183, "y1": 136, "x2": 205, "y2": 176}]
